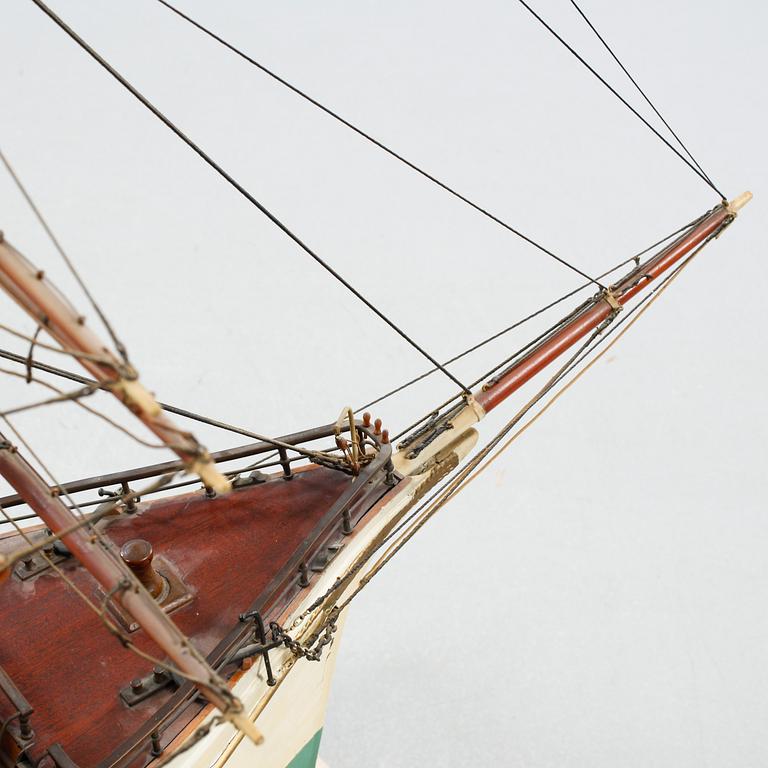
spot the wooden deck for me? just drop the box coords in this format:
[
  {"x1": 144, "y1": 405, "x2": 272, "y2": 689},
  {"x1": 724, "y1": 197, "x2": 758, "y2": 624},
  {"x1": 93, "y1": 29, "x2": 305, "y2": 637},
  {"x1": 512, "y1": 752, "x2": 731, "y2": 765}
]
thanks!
[{"x1": 0, "y1": 465, "x2": 354, "y2": 766}]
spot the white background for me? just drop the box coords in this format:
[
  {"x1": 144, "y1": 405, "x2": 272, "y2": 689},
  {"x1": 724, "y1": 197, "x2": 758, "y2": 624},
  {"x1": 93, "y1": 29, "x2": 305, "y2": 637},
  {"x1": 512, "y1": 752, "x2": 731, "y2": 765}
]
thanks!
[{"x1": 1, "y1": 1, "x2": 766, "y2": 766}]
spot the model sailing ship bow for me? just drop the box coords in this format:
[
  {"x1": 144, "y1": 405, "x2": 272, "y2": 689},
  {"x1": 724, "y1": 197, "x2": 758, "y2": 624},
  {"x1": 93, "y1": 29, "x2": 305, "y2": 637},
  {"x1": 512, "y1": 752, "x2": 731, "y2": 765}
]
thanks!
[{"x1": 0, "y1": 1, "x2": 753, "y2": 766}]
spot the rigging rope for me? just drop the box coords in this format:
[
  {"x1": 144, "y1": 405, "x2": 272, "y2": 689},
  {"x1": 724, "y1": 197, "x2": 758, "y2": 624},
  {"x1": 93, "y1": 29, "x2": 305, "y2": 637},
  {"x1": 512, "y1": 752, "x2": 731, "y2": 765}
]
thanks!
[
  {"x1": 0, "y1": 148, "x2": 314, "y2": 462},
  {"x1": 0, "y1": 210, "x2": 704, "y2": 458},
  {"x1": 386, "y1": 209, "x2": 709, "y2": 439},
  {"x1": 0, "y1": 347, "x2": 348, "y2": 477},
  {"x1": 357, "y1": 207, "x2": 705, "y2": 414},
  {"x1": 0, "y1": 367, "x2": 170, "y2": 448},
  {"x1": 154, "y1": 0, "x2": 605, "y2": 289},
  {"x1": 567, "y1": 0, "x2": 715, "y2": 187},
  {"x1": 0, "y1": 321, "x2": 122, "y2": 370},
  {"x1": 0, "y1": 147, "x2": 130, "y2": 362},
  {"x1": 28, "y1": 0, "x2": 469, "y2": 394},
  {"x1": 355, "y1": 258, "x2": 631, "y2": 413},
  {"x1": 514, "y1": 0, "x2": 726, "y2": 199},
  {"x1": 280, "y1": 238, "x2": 709, "y2": 661}
]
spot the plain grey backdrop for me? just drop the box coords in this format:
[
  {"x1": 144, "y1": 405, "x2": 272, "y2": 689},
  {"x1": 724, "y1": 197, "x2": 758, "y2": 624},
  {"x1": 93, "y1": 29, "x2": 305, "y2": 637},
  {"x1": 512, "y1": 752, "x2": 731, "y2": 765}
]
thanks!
[{"x1": 1, "y1": 1, "x2": 766, "y2": 766}]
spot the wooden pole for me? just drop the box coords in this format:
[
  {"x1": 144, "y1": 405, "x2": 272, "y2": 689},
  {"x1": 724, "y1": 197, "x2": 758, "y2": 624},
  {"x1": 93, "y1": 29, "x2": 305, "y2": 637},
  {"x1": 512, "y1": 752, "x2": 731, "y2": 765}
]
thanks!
[
  {"x1": 475, "y1": 195, "x2": 751, "y2": 413},
  {"x1": 0, "y1": 235, "x2": 229, "y2": 493}
]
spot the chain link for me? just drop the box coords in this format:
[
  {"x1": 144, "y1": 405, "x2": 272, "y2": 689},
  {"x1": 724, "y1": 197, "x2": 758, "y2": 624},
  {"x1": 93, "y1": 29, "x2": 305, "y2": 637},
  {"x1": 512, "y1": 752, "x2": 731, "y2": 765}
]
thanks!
[{"x1": 269, "y1": 609, "x2": 339, "y2": 663}]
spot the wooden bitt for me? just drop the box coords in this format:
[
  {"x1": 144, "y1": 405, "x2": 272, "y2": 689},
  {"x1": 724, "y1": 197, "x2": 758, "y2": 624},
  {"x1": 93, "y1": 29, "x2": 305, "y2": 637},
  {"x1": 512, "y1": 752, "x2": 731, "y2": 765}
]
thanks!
[{"x1": 120, "y1": 539, "x2": 164, "y2": 600}]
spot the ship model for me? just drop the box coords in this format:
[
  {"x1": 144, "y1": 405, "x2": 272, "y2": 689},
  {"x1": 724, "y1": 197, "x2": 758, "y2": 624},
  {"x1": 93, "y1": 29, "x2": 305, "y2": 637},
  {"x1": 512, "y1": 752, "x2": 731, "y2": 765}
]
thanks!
[{"x1": 0, "y1": 1, "x2": 752, "y2": 766}]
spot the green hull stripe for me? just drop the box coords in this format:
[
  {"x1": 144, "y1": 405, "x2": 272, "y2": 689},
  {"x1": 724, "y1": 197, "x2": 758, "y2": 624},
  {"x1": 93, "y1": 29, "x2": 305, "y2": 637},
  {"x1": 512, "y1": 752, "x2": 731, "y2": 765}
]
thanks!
[{"x1": 286, "y1": 729, "x2": 323, "y2": 768}]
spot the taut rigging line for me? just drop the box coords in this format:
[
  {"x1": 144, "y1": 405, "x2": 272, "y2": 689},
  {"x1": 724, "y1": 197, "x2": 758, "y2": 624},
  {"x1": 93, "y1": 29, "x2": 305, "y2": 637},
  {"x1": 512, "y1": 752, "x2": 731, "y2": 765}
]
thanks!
[
  {"x1": 0, "y1": 147, "x2": 130, "y2": 362},
  {"x1": 567, "y1": 0, "x2": 715, "y2": 188},
  {"x1": 0, "y1": 214, "x2": 699, "y2": 444},
  {"x1": 27, "y1": 0, "x2": 470, "y2": 395},
  {"x1": 515, "y1": 0, "x2": 726, "y2": 199},
  {"x1": 154, "y1": 0, "x2": 605, "y2": 289},
  {"x1": 358, "y1": 206, "x2": 708, "y2": 413}
]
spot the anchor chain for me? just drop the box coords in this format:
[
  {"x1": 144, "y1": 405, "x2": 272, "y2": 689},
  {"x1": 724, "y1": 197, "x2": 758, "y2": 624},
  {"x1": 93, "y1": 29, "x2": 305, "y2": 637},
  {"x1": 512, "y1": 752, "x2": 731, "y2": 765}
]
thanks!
[{"x1": 269, "y1": 609, "x2": 339, "y2": 663}]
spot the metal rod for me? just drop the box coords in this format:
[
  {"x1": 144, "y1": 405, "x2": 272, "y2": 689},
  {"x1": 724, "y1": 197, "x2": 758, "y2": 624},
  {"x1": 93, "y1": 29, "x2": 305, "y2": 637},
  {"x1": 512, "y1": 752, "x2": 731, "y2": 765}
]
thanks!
[
  {"x1": 0, "y1": 664, "x2": 33, "y2": 738},
  {"x1": 0, "y1": 423, "x2": 340, "y2": 511},
  {"x1": 150, "y1": 731, "x2": 162, "y2": 758},
  {"x1": 277, "y1": 447, "x2": 293, "y2": 480}
]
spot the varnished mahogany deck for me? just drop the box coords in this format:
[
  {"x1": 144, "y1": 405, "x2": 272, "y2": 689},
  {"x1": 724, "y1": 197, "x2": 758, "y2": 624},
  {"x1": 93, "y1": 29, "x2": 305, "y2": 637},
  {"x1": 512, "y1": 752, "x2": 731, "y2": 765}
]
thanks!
[{"x1": 0, "y1": 466, "x2": 353, "y2": 766}]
